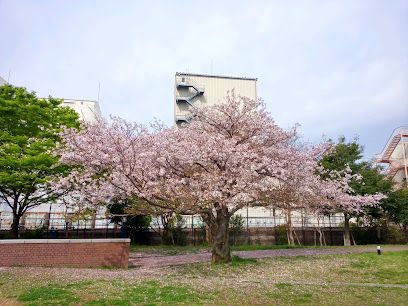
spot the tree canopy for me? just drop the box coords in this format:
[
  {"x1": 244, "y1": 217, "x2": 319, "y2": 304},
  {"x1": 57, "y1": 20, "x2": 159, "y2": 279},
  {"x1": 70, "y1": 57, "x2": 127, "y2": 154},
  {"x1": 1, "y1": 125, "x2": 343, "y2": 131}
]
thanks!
[
  {"x1": 0, "y1": 84, "x2": 80, "y2": 237},
  {"x1": 319, "y1": 137, "x2": 392, "y2": 244},
  {"x1": 56, "y1": 93, "x2": 384, "y2": 261},
  {"x1": 383, "y1": 188, "x2": 408, "y2": 228},
  {"x1": 319, "y1": 136, "x2": 363, "y2": 173}
]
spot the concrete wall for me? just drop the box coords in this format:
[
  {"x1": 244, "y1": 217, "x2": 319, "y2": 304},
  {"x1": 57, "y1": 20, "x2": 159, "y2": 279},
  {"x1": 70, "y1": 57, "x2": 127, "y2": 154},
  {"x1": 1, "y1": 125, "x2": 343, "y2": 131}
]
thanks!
[
  {"x1": 0, "y1": 238, "x2": 130, "y2": 268},
  {"x1": 394, "y1": 169, "x2": 407, "y2": 186}
]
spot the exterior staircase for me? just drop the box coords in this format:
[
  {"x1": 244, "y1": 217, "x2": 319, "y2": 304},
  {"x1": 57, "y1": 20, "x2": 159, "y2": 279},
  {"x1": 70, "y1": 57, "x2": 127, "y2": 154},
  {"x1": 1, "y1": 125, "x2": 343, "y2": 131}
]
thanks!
[{"x1": 175, "y1": 79, "x2": 204, "y2": 124}]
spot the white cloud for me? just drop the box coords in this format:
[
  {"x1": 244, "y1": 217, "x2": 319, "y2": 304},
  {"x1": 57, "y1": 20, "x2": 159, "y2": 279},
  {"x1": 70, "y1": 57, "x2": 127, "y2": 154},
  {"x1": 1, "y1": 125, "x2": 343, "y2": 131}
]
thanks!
[{"x1": 0, "y1": 0, "x2": 407, "y2": 158}]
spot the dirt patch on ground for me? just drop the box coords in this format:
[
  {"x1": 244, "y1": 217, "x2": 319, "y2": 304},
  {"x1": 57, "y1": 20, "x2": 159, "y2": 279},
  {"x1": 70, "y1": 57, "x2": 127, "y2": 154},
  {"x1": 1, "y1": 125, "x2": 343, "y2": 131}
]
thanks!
[{"x1": 0, "y1": 298, "x2": 22, "y2": 306}]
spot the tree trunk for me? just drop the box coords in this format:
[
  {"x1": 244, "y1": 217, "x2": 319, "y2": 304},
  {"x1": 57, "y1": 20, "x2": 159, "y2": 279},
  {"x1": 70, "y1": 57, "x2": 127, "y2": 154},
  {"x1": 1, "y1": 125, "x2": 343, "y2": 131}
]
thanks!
[
  {"x1": 205, "y1": 225, "x2": 213, "y2": 245},
  {"x1": 343, "y1": 213, "x2": 351, "y2": 246},
  {"x1": 293, "y1": 228, "x2": 301, "y2": 246},
  {"x1": 91, "y1": 212, "x2": 97, "y2": 230},
  {"x1": 202, "y1": 206, "x2": 231, "y2": 263},
  {"x1": 316, "y1": 216, "x2": 324, "y2": 246},
  {"x1": 210, "y1": 215, "x2": 231, "y2": 263},
  {"x1": 11, "y1": 213, "x2": 21, "y2": 238},
  {"x1": 286, "y1": 210, "x2": 295, "y2": 245}
]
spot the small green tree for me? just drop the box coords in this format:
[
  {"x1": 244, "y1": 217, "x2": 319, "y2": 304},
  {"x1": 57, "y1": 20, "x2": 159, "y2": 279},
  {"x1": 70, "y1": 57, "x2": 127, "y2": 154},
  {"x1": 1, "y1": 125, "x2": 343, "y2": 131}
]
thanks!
[
  {"x1": 382, "y1": 188, "x2": 408, "y2": 229},
  {"x1": 319, "y1": 136, "x2": 392, "y2": 245},
  {"x1": 319, "y1": 136, "x2": 363, "y2": 173},
  {"x1": 355, "y1": 162, "x2": 393, "y2": 225},
  {"x1": 0, "y1": 84, "x2": 80, "y2": 237}
]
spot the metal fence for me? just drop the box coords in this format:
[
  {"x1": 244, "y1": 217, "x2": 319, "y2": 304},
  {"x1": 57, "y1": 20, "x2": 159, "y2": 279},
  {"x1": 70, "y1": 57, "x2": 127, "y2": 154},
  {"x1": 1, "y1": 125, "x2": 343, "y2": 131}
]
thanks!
[
  {"x1": 0, "y1": 213, "x2": 345, "y2": 241},
  {"x1": 1, "y1": 214, "x2": 406, "y2": 246},
  {"x1": 0, "y1": 214, "x2": 345, "y2": 231}
]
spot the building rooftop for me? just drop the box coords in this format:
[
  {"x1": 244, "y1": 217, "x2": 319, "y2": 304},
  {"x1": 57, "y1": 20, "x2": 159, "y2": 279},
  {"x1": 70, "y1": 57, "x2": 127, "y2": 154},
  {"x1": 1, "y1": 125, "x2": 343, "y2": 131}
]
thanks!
[
  {"x1": 62, "y1": 98, "x2": 98, "y2": 103},
  {"x1": 176, "y1": 72, "x2": 257, "y2": 81}
]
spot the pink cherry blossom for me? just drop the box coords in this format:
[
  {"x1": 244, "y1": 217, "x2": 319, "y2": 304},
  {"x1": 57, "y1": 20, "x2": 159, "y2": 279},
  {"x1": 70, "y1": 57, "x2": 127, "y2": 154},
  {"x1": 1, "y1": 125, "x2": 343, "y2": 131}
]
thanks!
[{"x1": 54, "y1": 92, "x2": 385, "y2": 260}]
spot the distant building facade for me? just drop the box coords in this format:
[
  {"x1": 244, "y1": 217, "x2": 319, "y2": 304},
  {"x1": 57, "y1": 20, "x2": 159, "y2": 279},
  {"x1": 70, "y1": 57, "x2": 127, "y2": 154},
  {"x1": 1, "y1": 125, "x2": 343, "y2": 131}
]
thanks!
[
  {"x1": 62, "y1": 99, "x2": 102, "y2": 123},
  {"x1": 377, "y1": 126, "x2": 408, "y2": 187},
  {"x1": 174, "y1": 72, "x2": 257, "y2": 125}
]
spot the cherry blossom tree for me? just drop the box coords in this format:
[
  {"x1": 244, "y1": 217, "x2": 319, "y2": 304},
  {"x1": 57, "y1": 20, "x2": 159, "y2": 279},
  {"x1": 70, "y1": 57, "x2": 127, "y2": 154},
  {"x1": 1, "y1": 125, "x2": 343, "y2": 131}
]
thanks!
[
  {"x1": 317, "y1": 166, "x2": 385, "y2": 246},
  {"x1": 257, "y1": 143, "x2": 330, "y2": 245},
  {"x1": 258, "y1": 147, "x2": 385, "y2": 246},
  {"x1": 55, "y1": 92, "x2": 384, "y2": 261},
  {"x1": 56, "y1": 93, "x2": 304, "y2": 262}
]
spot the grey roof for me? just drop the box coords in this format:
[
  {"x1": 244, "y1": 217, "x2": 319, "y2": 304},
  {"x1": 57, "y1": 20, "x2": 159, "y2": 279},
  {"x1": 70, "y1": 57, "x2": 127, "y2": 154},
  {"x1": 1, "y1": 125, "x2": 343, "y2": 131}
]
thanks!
[
  {"x1": 176, "y1": 72, "x2": 257, "y2": 81},
  {"x1": 0, "y1": 76, "x2": 7, "y2": 86}
]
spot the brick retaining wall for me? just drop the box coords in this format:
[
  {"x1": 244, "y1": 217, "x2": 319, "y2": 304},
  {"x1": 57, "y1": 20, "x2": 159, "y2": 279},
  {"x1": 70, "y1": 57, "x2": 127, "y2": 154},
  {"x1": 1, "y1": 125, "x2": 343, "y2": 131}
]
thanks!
[{"x1": 0, "y1": 238, "x2": 130, "y2": 268}]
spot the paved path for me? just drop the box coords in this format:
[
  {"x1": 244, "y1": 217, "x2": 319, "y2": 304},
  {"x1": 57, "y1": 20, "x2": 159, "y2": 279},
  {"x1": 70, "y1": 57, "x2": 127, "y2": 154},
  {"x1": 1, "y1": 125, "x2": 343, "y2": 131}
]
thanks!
[{"x1": 129, "y1": 245, "x2": 408, "y2": 268}]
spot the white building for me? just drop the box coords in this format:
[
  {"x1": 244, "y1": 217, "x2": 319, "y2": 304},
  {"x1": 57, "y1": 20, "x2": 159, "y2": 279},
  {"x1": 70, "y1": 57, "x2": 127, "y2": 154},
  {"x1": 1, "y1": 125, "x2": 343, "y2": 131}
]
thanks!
[
  {"x1": 377, "y1": 126, "x2": 408, "y2": 188},
  {"x1": 62, "y1": 99, "x2": 102, "y2": 123}
]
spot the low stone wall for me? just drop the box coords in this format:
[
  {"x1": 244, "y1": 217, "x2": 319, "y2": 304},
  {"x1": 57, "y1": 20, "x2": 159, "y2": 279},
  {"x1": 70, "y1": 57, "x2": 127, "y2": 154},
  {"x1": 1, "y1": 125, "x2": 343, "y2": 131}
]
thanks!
[{"x1": 0, "y1": 238, "x2": 130, "y2": 268}]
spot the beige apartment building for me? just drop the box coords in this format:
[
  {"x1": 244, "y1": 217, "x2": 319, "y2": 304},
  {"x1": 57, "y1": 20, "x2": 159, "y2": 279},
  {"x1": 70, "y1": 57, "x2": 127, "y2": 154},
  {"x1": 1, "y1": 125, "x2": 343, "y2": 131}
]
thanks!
[{"x1": 174, "y1": 72, "x2": 257, "y2": 125}]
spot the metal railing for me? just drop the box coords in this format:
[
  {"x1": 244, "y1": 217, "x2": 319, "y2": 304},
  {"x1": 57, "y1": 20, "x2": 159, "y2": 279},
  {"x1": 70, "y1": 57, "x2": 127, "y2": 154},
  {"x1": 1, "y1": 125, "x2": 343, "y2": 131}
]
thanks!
[{"x1": 0, "y1": 214, "x2": 345, "y2": 231}]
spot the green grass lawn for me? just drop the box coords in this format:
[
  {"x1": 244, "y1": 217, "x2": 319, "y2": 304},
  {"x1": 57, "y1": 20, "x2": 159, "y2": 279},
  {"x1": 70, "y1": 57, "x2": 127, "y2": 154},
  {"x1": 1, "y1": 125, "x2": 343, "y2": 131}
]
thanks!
[
  {"x1": 1, "y1": 250, "x2": 407, "y2": 305},
  {"x1": 15, "y1": 280, "x2": 212, "y2": 306}
]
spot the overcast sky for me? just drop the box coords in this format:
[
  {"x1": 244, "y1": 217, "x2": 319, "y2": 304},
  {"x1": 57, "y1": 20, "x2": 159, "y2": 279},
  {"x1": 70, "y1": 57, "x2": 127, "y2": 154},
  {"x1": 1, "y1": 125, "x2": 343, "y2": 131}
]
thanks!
[{"x1": 1, "y1": 0, "x2": 407, "y2": 159}]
